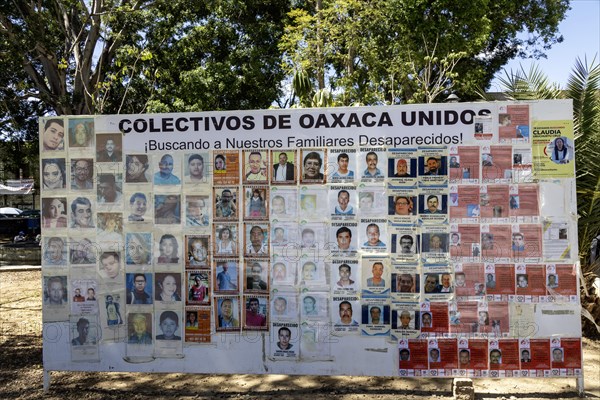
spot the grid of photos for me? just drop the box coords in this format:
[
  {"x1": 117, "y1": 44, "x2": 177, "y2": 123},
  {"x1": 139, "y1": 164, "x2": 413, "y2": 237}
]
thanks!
[{"x1": 40, "y1": 103, "x2": 581, "y2": 376}]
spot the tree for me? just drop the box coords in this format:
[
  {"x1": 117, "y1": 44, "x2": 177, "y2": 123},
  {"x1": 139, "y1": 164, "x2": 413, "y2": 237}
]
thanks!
[
  {"x1": 0, "y1": 0, "x2": 289, "y2": 139},
  {"x1": 123, "y1": 0, "x2": 290, "y2": 114},
  {"x1": 1, "y1": 0, "x2": 288, "y2": 187},
  {"x1": 279, "y1": 0, "x2": 569, "y2": 106},
  {"x1": 402, "y1": 35, "x2": 466, "y2": 104}
]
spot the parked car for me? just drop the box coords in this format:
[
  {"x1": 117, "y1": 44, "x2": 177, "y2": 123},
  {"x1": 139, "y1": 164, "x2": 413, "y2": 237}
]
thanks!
[
  {"x1": 0, "y1": 208, "x2": 40, "y2": 238},
  {"x1": 19, "y1": 210, "x2": 40, "y2": 218},
  {"x1": 0, "y1": 207, "x2": 23, "y2": 216}
]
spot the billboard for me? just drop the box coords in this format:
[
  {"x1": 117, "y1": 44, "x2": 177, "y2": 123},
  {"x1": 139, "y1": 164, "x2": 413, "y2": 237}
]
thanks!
[{"x1": 41, "y1": 100, "x2": 581, "y2": 378}]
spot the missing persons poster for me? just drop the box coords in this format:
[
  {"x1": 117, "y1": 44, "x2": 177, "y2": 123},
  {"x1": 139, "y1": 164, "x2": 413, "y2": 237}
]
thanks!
[{"x1": 41, "y1": 100, "x2": 582, "y2": 378}]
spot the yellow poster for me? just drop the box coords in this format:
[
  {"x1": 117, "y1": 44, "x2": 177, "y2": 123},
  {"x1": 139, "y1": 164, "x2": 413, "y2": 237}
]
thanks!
[{"x1": 532, "y1": 120, "x2": 575, "y2": 178}]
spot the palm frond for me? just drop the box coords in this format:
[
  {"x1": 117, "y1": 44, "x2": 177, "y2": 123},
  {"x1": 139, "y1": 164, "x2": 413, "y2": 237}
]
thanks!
[
  {"x1": 495, "y1": 63, "x2": 562, "y2": 100},
  {"x1": 567, "y1": 55, "x2": 600, "y2": 141},
  {"x1": 569, "y1": 55, "x2": 600, "y2": 267}
]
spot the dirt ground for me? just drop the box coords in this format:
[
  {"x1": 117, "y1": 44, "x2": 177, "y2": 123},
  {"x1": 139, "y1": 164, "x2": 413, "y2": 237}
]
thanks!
[{"x1": 1, "y1": 269, "x2": 598, "y2": 399}]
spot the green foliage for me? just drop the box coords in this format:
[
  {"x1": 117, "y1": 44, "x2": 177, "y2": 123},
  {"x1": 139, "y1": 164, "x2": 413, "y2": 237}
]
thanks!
[
  {"x1": 491, "y1": 64, "x2": 562, "y2": 100},
  {"x1": 138, "y1": 0, "x2": 290, "y2": 113},
  {"x1": 292, "y1": 69, "x2": 314, "y2": 107},
  {"x1": 0, "y1": 139, "x2": 39, "y2": 182},
  {"x1": 567, "y1": 57, "x2": 600, "y2": 269},
  {"x1": 279, "y1": 0, "x2": 569, "y2": 106},
  {"x1": 311, "y1": 89, "x2": 334, "y2": 108},
  {"x1": 1, "y1": 0, "x2": 570, "y2": 127},
  {"x1": 403, "y1": 39, "x2": 467, "y2": 104},
  {"x1": 0, "y1": 0, "x2": 289, "y2": 139}
]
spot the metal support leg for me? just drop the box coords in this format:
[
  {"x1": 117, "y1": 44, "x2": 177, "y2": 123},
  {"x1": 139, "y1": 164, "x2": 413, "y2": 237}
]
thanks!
[
  {"x1": 576, "y1": 376, "x2": 584, "y2": 397},
  {"x1": 43, "y1": 369, "x2": 51, "y2": 392}
]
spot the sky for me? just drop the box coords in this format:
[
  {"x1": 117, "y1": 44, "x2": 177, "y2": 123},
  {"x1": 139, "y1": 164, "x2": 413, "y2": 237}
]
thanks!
[{"x1": 489, "y1": 0, "x2": 600, "y2": 91}]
